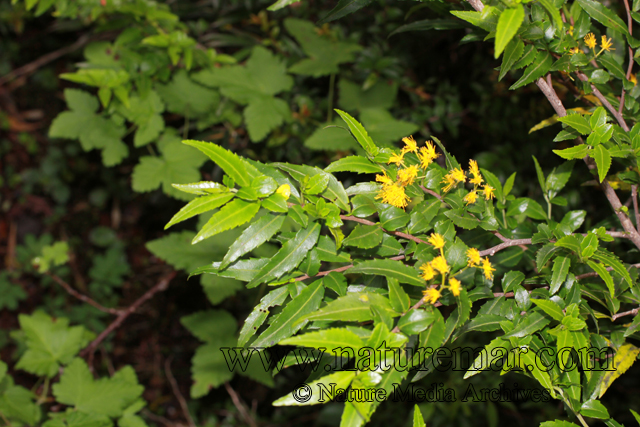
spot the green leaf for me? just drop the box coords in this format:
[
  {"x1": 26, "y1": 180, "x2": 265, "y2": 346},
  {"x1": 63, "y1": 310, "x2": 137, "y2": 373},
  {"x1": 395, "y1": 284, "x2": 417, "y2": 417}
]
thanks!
[
  {"x1": 388, "y1": 278, "x2": 410, "y2": 313},
  {"x1": 248, "y1": 223, "x2": 321, "y2": 288},
  {"x1": 181, "y1": 310, "x2": 237, "y2": 343},
  {"x1": 495, "y1": 5, "x2": 525, "y2": 59},
  {"x1": 510, "y1": 50, "x2": 553, "y2": 90},
  {"x1": 555, "y1": 235, "x2": 581, "y2": 253},
  {"x1": 580, "y1": 400, "x2": 610, "y2": 419},
  {"x1": 538, "y1": 0, "x2": 564, "y2": 30},
  {"x1": 444, "y1": 209, "x2": 479, "y2": 229},
  {"x1": 325, "y1": 156, "x2": 383, "y2": 174},
  {"x1": 155, "y1": 69, "x2": 219, "y2": 116},
  {"x1": 53, "y1": 358, "x2": 143, "y2": 418},
  {"x1": 262, "y1": 193, "x2": 289, "y2": 213},
  {"x1": 221, "y1": 213, "x2": 285, "y2": 269},
  {"x1": 280, "y1": 327, "x2": 365, "y2": 350},
  {"x1": 413, "y1": 405, "x2": 426, "y2": 427},
  {"x1": 598, "y1": 343, "x2": 640, "y2": 398},
  {"x1": 397, "y1": 309, "x2": 437, "y2": 335},
  {"x1": 577, "y1": 0, "x2": 629, "y2": 35},
  {"x1": 343, "y1": 224, "x2": 383, "y2": 249},
  {"x1": 537, "y1": 244, "x2": 560, "y2": 269},
  {"x1": 317, "y1": 0, "x2": 374, "y2": 24},
  {"x1": 165, "y1": 193, "x2": 234, "y2": 229},
  {"x1": 238, "y1": 287, "x2": 289, "y2": 346},
  {"x1": 182, "y1": 140, "x2": 261, "y2": 187},
  {"x1": 553, "y1": 144, "x2": 590, "y2": 160},
  {"x1": 15, "y1": 311, "x2": 93, "y2": 378},
  {"x1": 531, "y1": 299, "x2": 564, "y2": 321},
  {"x1": 244, "y1": 96, "x2": 291, "y2": 142},
  {"x1": 273, "y1": 371, "x2": 356, "y2": 406},
  {"x1": 171, "y1": 181, "x2": 228, "y2": 195},
  {"x1": 350, "y1": 259, "x2": 424, "y2": 286},
  {"x1": 502, "y1": 312, "x2": 550, "y2": 338},
  {"x1": 464, "y1": 337, "x2": 512, "y2": 379},
  {"x1": 334, "y1": 109, "x2": 379, "y2": 156},
  {"x1": 591, "y1": 249, "x2": 633, "y2": 287},
  {"x1": 539, "y1": 421, "x2": 580, "y2": 427},
  {"x1": 304, "y1": 293, "x2": 396, "y2": 322},
  {"x1": 502, "y1": 271, "x2": 525, "y2": 293},
  {"x1": 267, "y1": 0, "x2": 300, "y2": 10},
  {"x1": 193, "y1": 200, "x2": 261, "y2": 244},
  {"x1": 558, "y1": 114, "x2": 591, "y2": 135},
  {"x1": 284, "y1": 19, "x2": 362, "y2": 77},
  {"x1": 581, "y1": 233, "x2": 599, "y2": 259},
  {"x1": 532, "y1": 155, "x2": 547, "y2": 192},
  {"x1": 586, "y1": 260, "x2": 615, "y2": 297},
  {"x1": 252, "y1": 280, "x2": 325, "y2": 347},
  {"x1": 499, "y1": 38, "x2": 525, "y2": 80},
  {"x1": 0, "y1": 385, "x2": 41, "y2": 426},
  {"x1": 551, "y1": 255, "x2": 571, "y2": 294},
  {"x1": 591, "y1": 144, "x2": 612, "y2": 183},
  {"x1": 598, "y1": 54, "x2": 626, "y2": 80}
]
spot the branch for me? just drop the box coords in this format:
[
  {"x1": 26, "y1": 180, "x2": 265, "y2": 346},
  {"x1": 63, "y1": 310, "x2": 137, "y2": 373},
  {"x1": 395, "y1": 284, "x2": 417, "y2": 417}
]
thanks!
[
  {"x1": 80, "y1": 271, "x2": 176, "y2": 364},
  {"x1": 575, "y1": 71, "x2": 630, "y2": 131},
  {"x1": 340, "y1": 215, "x2": 429, "y2": 245},
  {"x1": 165, "y1": 357, "x2": 196, "y2": 427},
  {"x1": 612, "y1": 306, "x2": 640, "y2": 321},
  {"x1": 575, "y1": 262, "x2": 640, "y2": 280},
  {"x1": 479, "y1": 238, "x2": 532, "y2": 257},
  {"x1": 224, "y1": 382, "x2": 258, "y2": 427},
  {"x1": 619, "y1": 0, "x2": 634, "y2": 114},
  {"x1": 47, "y1": 272, "x2": 121, "y2": 315},
  {"x1": 294, "y1": 255, "x2": 405, "y2": 282},
  {"x1": 633, "y1": 185, "x2": 640, "y2": 233}
]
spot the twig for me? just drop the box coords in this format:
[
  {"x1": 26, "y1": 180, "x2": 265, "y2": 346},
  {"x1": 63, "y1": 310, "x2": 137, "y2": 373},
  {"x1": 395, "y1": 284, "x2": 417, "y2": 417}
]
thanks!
[
  {"x1": 294, "y1": 255, "x2": 405, "y2": 282},
  {"x1": 224, "y1": 382, "x2": 258, "y2": 427},
  {"x1": 619, "y1": 0, "x2": 634, "y2": 114},
  {"x1": 612, "y1": 306, "x2": 640, "y2": 320},
  {"x1": 165, "y1": 357, "x2": 196, "y2": 427},
  {"x1": 340, "y1": 215, "x2": 429, "y2": 245},
  {"x1": 419, "y1": 185, "x2": 444, "y2": 201},
  {"x1": 80, "y1": 271, "x2": 176, "y2": 365},
  {"x1": 633, "y1": 185, "x2": 640, "y2": 233},
  {"x1": 141, "y1": 409, "x2": 177, "y2": 427},
  {"x1": 479, "y1": 238, "x2": 532, "y2": 257},
  {"x1": 46, "y1": 272, "x2": 121, "y2": 315},
  {"x1": 575, "y1": 71, "x2": 630, "y2": 131},
  {"x1": 6, "y1": 221, "x2": 16, "y2": 271}
]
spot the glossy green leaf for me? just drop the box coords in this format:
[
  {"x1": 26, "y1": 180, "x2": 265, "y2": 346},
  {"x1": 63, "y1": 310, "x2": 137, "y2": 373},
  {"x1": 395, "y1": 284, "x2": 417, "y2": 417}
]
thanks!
[
  {"x1": 591, "y1": 250, "x2": 633, "y2": 287},
  {"x1": 335, "y1": 109, "x2": 379, "y2": 156},
  {"x1": 502, "y1": 312, "x2": 550, "y2": 338},
  {"x1": 499, "y1": 38, "x2": 525, "y2": 80},
  {"x1": 193, "y1": 200, "x2": 260, "y2": 244},
  {"x1": 388, "y1": 278, "x2": 410, "y2": 313},
  {"x1": 581, "y1": 233, "x2": 599, "y2": 259},
  {"x1": 171, "y1": 181, "x2": 228, "y2": 195},
  {"x1": 221, "y1": 213, "x2": 285, "y2": 269},
  {"x1": 558, "y1": 114, "x2": 591, "y2": 135},
  {"x1": 165, "y1": 193, "x2": 234, "y2": 230},
  {"x1": 273, "y1": 371, "x2": 356, "y2": 406},
  {"x1": 238, "y1": 286, "x2": 289, "y2": 346},
  {"x1": 586, "y1": 260, "x2": 615, "y2": 297},
  {"x1": 553, "y1": 145, "x2": 590, "y2": 160},
  {"x1": 550, "y1": 255, "x2": 571, "y2": 294},
  {"x1": 325, "y1": 156, "x2": 383, "y2": 174},
  {"x1": 248, "y1": 223, "x2": 321, "y2": 288},
  {"x1": 280, "y1": 327, "x2": 365, "y2": 350},
  {"x1": 183, "y1": 140, "x2": 261, "y2": 187},
  {"x1": 495, "y1": 5, "x2": 525, "y2": 58},
  {"x1": 397, "y1": 309, "x2": 437, "y2": 335},
  {"x1": 350, "y1": 259, "x2": 424, "y2": 286},
  {"x1": 510, "y1": 50, "x2": 553, "y2": 90},
  {"x1": 304, "y1": 293, "x2": 396, "y2": 322},
  {"x1": 502, "y1": 271, "x2": 525, "y2": 293},
  {"x1": 577, "y1": 0, "x2": 629, "y2": 35},
  {"x1": 531, "y1": 299, "x2": 564, "y2": 321},
  {"x1": 580, "y1": 399, "x2": 610, "y2": 419},
  {"x1": 343, "y1": 224, "x2": 383, "y2": 249},
  {"x1": 592, "y1": 144, "x2": 612, "y2": 183}
]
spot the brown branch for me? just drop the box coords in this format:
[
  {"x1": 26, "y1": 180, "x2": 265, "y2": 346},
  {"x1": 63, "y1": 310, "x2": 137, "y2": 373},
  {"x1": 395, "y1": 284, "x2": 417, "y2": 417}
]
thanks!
[
  {"x1": 619, "y1": 0, "x2": 634, "y2": 114},
  {"x1": 165, "y1": 357, "x2": 196, "y2": 427},
  {"x1": 224, "y1": 382, "x2": 258, "y2": 427},
  {"x1": 80, "y1": 271, "x2": 176, "y2": 364},
  {"x1": 612, "y1": 306, "x2": 640, "y2": 320},
  {"x1": 340, "y1": 215, "x2": 429, "y2": 245},
  {"x1": 575, "y1": 71, "x2": 630, "y2": 131},
  {"x1": 420, "y1": 185, "x2": 444, "y2": 201},
  {"x1": 47, "y1": 272, "x2": 121, "y2": 315},
  {"x1": 479, "y1": 238, "x2": 532, "y2": 257},
  {"x1": 294, "y1": 255, "x2": 405, "y2": 282},
  {"x1": 634, "y1": 185, "x2": 640, "y2": 233}
]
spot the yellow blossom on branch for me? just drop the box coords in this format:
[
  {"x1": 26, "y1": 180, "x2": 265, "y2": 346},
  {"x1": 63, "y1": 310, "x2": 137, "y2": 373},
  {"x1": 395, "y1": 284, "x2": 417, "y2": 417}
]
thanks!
[
  {"x1": 398, "y1": 165, "x2": 419, "y2": 186},
  {"x1": 431, "y1": 256, "x2": 449, "y2": 275},
  {"x1": 584, "y1": 32, "x2": 596, "y2": 50},
  {"x1": 469, "y1": 159, "x2": 483, "y2": 185},
  {"x1": 402, "y1": 136, "x2": 418, "y2": 153},
  {"x1": 481, "y1": 257, "x2": 495, "y2": 280},
  {"x1": 418, "y1": 142, "x2": 439, "y2": 170},
  {"x1": 463, "y1": 190, "x2": 478, "y2": 206},
  {"x1": 388, "y1": 151, "x2": 405, "y2": 166},
  {"x1": 420, "y1": 262, "x2": 435, "y2": 281},
  {"x1": 422, "y1": 287, "x2": 441, "y2": 304},
  {"x1": 441, "y1": 174, "x2": 456, "y2": 193},
  {"x1": 428, "y1": 233, "x2": 445, "y2": 249},
  {"x1": 630, "y1": 73, "x2": 638, "y2": 86},
  {"x1": 376, "y1": 183, "x2": 410, "y2": 209},
  {"x1": 441, "y1": 167, "x2": 466, "y2": 192},
  {"x1": 568, "y1": 47, "x2": 581, "y2": 55},
  {"x1": 466, "y1": 247, "x2": 481, "y2": 266},
  {"x1": 600, "y1": 35, "x2": 614, "y2": 53},
  {"x1": 376, "y1": 172, "x2": 394, "y2": 186},
  {"x1": 449, "y1": 278, "x2": 461, "y2": 297},
  {"x1": 483, "y1": 184, "x2": 495, "y2": 200}
]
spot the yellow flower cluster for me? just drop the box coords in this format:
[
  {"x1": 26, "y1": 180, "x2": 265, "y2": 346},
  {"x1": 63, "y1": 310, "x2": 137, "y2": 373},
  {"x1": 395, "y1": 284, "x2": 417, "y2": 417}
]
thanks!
[
  {"x1": 466, "y1": 247, "x2": 495, "y2": 280},
  {"x1": 581, "y1": 33, "x2": 614, "y2": 57},
  {"x1": 420, "y1": 232, "x2": 463, "y2": 304},
  {"x1": 442, "y1": 159, "x2": 495, "y2": 205},
  {"x1": 375, "y1": 136, "x2": 440, "y2": 209}
]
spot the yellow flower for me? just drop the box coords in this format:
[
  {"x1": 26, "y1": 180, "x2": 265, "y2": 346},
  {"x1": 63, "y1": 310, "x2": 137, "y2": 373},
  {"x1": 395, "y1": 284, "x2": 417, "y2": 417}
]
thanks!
[
  {"x1": 569, "y1": 25, "x2": 574, "y2": 37},
  {"x1": 466, "y1": 248, "x2": 481, "y2": 267},
  {"x1": 388, "y1": 151, "x2": 405, "y2": 166},
  {"x1": 402, "y1": 136, "x2": 418, "y2": 153},
  {"x1": 584, "y1": 33, "x2": 596, "y2": 50},
  {"x1": 428, "y1": 233, "x2": 445, "y2": 249},
  {"x1": 481, "y1": 257, "x2": 495, "y2": 280},
  {"x1": 418, "y1": 142, "x2": 439, "y2": 170},
  {"x1": 376, "y1": 172, "x2": 394, "y2": 186},
  {"x1": 276, "y1": 184, "x2": 291, "y2": 199},
  {"x1": 441, "y1": 174, "x2": 457, "y2": 193},
  {"x1": 483, "y1": 184, "x2": 495, "y2": 200},
  {"x1": 469, "y1": 159, "x2": 483, "y2": 185},
  {"x1": 631, "y1": 73, "x2": 638, "y2": 86},
  {"x1": 450, "y1": 167, "x2": 466, "y2": 183},
  {"x1": 420, "y1": 262, "x2": 435, "y2": 281},
  {"x1": 431, "y1": 256, "x2": 449, "y2": 275},
  {"x1": 568, "y1": 47, "x2": 581, "y2": 55},
  {"x1": 422, "y1": 287, "x2": 441, "y2": 304},
  {"x1": 397, "y1": 165, "x2": 419, "y2": 186},
  {"x1": 600, "y1": 35, "x2": 614, "y2": 52},
  {"x1": 376, "y1": 183, "x2": 410, "y2": 209},
  {"x1": 449, "y1": 278, "x2": 461, "y2": 297},
  {"x1": 463, "y1": 190, "x2": 478, "y2": 206}
]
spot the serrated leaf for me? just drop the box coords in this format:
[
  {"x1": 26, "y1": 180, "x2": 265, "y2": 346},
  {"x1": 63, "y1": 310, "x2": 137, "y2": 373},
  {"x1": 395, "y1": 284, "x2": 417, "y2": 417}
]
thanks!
[
  {"x1": 252, "y1": 280, "x2": 324, "y2": 347},
  {"x1": 193, "y1": 200, "x2": 261, "y2": 244},
  {"x1": 495, "y1": 6, "x2": 525, "y2": 58},
  {"x1": 592, "y1": 144, "x2": 612, "y2": 183},
  {"x1": 502, "y1": 312, "x2": 550, "y2": 338},
  {"x1": 499, "y1": 38, "x2": 525, "y2": 80},
  {"x1": 221, "y1": 213, "x2": 285, "y2": 269},
  {"x1": 350, "y1": 259, "x2": 424, "y2": 286},
  {"x1": 273, "y1": 371, "x2": 356, "y2": 406},
  {"x1": 334, "y1": 109, "x2": 379, "y2": 156},
  {"x1": 502, "y1": 271, "x2": 525, "y2": 293},
  {"x1": 238, "y1": 287, "x2": 289, "y2": 346},
  {"x1": 183, "y1": 140, "x2": 261, "y2": 187},
  {"x1": 598, "y1": 343, "x2": 640, "y2": 397},
  {"x1": 325, "y1": 156, "x2": 383, "y2": 174},
  {"x1": 581, "y1": 233, "x2": 599, "y2": 259},
  {"x1": 531, "y1": 298, "x2": 564, "y2": 321},
  {"x1": 586, "y1": 260, "x2": 615, "y2": 297},
  {"x1": 444, "y1": 209, "x2": 479, "y2": 229},
  {"x1": 304, "y1": 293, "x2": 396, "y2": 322},
  {"x1": 165, "y1": 193, "x2": 234, "y2": 229},
  {"x1": 580, "y1": 399, "x2": 610, "y2": 419},
  {"x1": 577, "y1": 0, "x2": 629, "y2": 35},
  {"x1": 558, "y1": 114, "x2": 591, "y2": 135},
  {"x1": 539, "y1": 0, "x2": 564, "y2": 30},
  {"x1": 317, "y1": 0, "x2": 375, "y2": 24},
  {"x1": 248, "y1": 223, "x2": 321, "y2": 288},
  {"x1": 343, "y1": 224, "x2": 383, "y2": 249},
  {"x1": 555, "y1": 235, "x2": 581, "y2": 253},
  {"x1": 591, "y1": 249, "x2": 633, "y2": 287},
  {"x1": 388, "y1": 278, "x2": 410, "y2": 313},
  {"x1": 280, "y1": 327, "x2": 365, "y2": 350},
  {"x1": 397, "y1": 309, "x2": 437, "y2": 335},
  {"x1": 551, "y1": 255, "x2": 571, "y2": 294},
  {"x1": 510, "y1": 50, "x2": 553, "y2": 90},
  {"x1": 464, "y1": 337, "x2": 512, "y2": 379}
]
